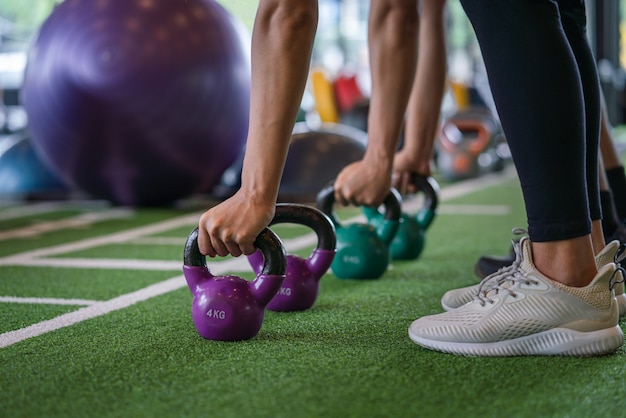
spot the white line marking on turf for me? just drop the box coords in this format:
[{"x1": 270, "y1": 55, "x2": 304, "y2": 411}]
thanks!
[
  {"x1": 128, "y1": 237, "x2": 187, "y2": 245},
  {"x1": 439, "y1": 165, "x2": 517, "y2": 201},
  {"x1": 282, "y1": 233, "x2": 318, "y2": 252},
  {"x1": 0, "y1": 209, "x2": 134, "y2": 241},
  {"x1": 402, "y1": 165, "x2": 517, "y2": 208},
  {"x1": 0, "y1": 213, "x2": 200, "y2": 264},
  {"x1": 0, "y1": 200, "x2": 111, "y2": 221},
  {"x1": 437, "y1": 204, "x2": 510, "y2": 216},
  {"x1": 4, "y1": 257, "x2": 184, "y2": 271},
  {"x1": 0, "y1": 167, "x2": 517, "y2": 348},
  {"x1": 0, "y1": 296, "x2": 99, "y2": 306},
  {"x1": 0, "y1": 234, "x2": 319, "y2": 271},
  {"x1": 128, "y1": 233, "x2": 320, "y2": 249},
  {"x1": 6, "y1": 234, "x2": 318, "y2": 272}
]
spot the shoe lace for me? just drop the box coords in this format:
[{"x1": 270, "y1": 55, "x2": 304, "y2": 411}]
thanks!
[
  {"x1": 474, "y1": 228, "x2": 535, "y2": 306},
  {"x1": 607, "y1": 243, "x2": 626, "y2": 291},
  {"x1": 476, "y1": 266, "x2": 541, "y2": 306},
  {"x1": 609, "y1": 264, "x2": 626, "y2": 290}
]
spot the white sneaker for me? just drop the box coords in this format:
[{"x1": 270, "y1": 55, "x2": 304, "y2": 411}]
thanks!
[
  {"x1": 441, "y1": 239, "x2": 626, "y2": 317},
  {"x1": 410, "y1": 237, "x2": 624, "y2": 356}
]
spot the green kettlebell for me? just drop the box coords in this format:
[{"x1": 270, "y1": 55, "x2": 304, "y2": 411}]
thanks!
[
  {"x1": 364, "y1": 175, "x2": 439, "y2": 260},
  {"x1": 316, "y1": 185, "x2": 402, "y2": 279}
]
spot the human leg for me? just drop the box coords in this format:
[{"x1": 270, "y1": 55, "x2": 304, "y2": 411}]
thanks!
[
  {"x1": 443, "y1": 232, "x2": 626, "y2": 313},
  {"x1": 409, "y1": 0, "x2": 622, "y2": 356},
  {"x1": 473, "y1": 0, "x2": 604, "y2": 275},
  {"x1": 459, "y1": 0, "x2": 598, "y2": 286},
  {"x1": 474, "y1": 111, "x2": 626, "y2": 279},
  {"x1": 558, "y1": 0, "x2": 604, "y2": 253},
  {"x1": 450, "y1": 3, "x2": 626, "y2": 310}
]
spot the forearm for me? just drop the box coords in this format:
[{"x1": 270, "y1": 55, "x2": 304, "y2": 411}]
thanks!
[
  {"x1": 366, "y1": 0, "x2": 420, "y2": 166},
  {"x1": 240, "y1": 0, "x2": 318, "y2": 203},
  {"x1": 403, "y1": 0, "x2": 447, "y2": 166}
]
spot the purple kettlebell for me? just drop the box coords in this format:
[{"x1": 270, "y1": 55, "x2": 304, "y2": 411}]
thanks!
[
  {"x1": 248, "y1": 204, "x2": 336, "y2": 312},
  {"x1": 183, "y1": 227, "x2": 286, "y2": 341}
]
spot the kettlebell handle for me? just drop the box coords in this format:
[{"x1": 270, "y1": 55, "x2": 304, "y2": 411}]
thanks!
[
  {"x1": 184, "y1": 227, "x2": 286, "y2": 276},
  {"x1": 316, "y1": 184, "x2": 337, "y2": 225},
  {"x1": 411, "y1": 174, "x2": 439, "y2": 214},
  {"x1": 273, "y1": 203, "x2": 336, "y2": 251},
  {"x1": 382, "y1": 188, "x2": 403, "y2": 220},
  {"x1": 316, "y1": 183, "x2": 403, "y2": 222}
]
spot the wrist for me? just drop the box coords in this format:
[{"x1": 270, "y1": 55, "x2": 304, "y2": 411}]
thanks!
[
  {"x1": 363, "y1": 148, "x2": 394, "y2": 171},
  {"x1": 238, "y1": 175, "x2": 279, "y2": 206}
]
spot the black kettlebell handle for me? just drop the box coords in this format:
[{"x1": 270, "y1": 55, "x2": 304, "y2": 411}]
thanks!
[
  {"x1": 184, "y1": 227, "x2": 286, "y2": 276},
  {"x1": 272, "y1": 203, "x2": 336, "y2": 251},
  {"x1": 316, "y1": 183, "x2": 402, "y2": 221},
  {"x1": 410, "y1": 174, "x2": 439, "y2": 213}
]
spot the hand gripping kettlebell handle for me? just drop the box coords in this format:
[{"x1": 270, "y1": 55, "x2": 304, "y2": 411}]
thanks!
[
  {"x1": 184, "y1": 227, "x2": 286, "y2": 276},
  {"x1": 315, "y1": 183, "x2": 402, "y2": 222},
  {"x1": 316, "y1": 183, "x2": 402, "y2": 251}
]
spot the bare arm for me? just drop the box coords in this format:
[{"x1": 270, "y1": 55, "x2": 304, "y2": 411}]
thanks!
[
  {"x1": 393, "y1": 0, "x2": 447, "y2": 193},
  {"x1": 198, "y1": 0, "x2": 318, "y2": 257},
  {"x1": 335, "y1": 0, "x2": 420, "y2": 206}
]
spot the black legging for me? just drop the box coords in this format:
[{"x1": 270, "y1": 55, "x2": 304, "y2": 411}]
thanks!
[{"x1": 460, "y1": 0, "x2": 601, "y2": 242}]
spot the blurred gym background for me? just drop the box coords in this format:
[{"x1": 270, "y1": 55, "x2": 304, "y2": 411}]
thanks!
[{"x1": 1, "y1": 0, "x2": 625, "y2": 205}]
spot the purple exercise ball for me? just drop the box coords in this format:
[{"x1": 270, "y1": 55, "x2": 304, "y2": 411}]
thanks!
[{"x1": 21, "y1": 0, "x2": 250, "y2": 206}]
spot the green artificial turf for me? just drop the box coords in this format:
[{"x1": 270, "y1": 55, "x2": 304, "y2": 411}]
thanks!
[
  {"x1": 2, "y1": 176, "x2": 626, "y2": 418},
  {"x1": 0, "y1": 267, "x2": 178, "y2": 300},
  {"x1": 0, "y1": 207, "x2": 194, "y2": 257}
]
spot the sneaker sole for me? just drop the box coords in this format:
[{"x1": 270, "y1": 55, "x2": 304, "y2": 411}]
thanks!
[{"x1": 408, "y1": 326, "x2": 624, "y2": 357}]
